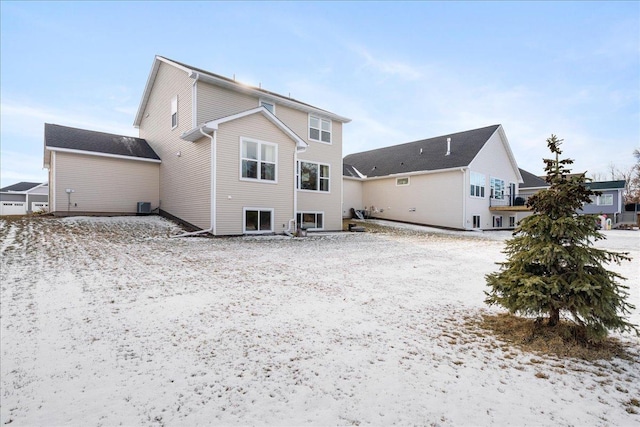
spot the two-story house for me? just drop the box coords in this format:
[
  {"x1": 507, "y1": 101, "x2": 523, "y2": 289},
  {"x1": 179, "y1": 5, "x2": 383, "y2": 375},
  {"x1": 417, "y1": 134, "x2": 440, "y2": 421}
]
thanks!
[
  {"x1": 342, "y1": 125, "x2": 525, "y2": 230},
  {"x1": 44, "y1": 56, "x2": 350, "y2": 235}
]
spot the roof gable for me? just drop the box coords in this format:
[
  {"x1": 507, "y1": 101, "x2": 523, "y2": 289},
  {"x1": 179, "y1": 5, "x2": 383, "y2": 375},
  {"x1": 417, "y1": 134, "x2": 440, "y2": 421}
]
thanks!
[
  {"x1": 181, "y1": 107, "x2": 308, "y2": 150},
  {"x1": 519, "y1": 168, "x2": 549, "y2": 189},
  {"x1": 44, "y1": 124, "x2": 160, "y2": 165},
  {"x1": 343, "y1": 125, "x2": 501, "y2": 178},
  {"x1": 134, "y1": 56, "x2": 351, "y2": 127}
]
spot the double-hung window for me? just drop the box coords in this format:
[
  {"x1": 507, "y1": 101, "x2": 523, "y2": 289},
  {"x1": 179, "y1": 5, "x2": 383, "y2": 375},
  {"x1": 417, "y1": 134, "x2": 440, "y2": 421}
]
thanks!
[
  {"x1": 470, "y1": 172, "x2": 485, "y2": 197},
  {"x1": 597, "y1": 194, "x2": 613, "y2": 206},
  {"x1": 241, "y1": 138, "x2": 277, "y2": 182},
  {"x1": 297, "y1": 161, "x2": 329, "y2": 192},
  {"x1": 309, "y1": 115, "x2": 331, "y2": 143},
  {"x1": 490, "y1": 177, "x2": 505, "y2": 199}
]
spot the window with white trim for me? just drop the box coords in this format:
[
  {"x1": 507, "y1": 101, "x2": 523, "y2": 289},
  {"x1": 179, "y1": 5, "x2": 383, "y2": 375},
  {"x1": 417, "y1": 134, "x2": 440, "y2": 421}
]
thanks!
[
  {"x1": 260, "y1": 99, "x2": 275, "y2": 114},
  {"x1": 396, "y1": 177, "x2": 409, "y2": 186},
  {"x1": 493, "y1": 215, "x2": 503, "y2": 228},
  {"x1": 297, "y1": 212, "x2": 324, "y2": 230},
  {"x1": 171, "y1": 96, "x2": 178, "y2": 129},
  {"x1": 241, "y1": 138, "x2": 277, "y2": 182},
  {"x1": 490, "y1": 177, "x2": 505, "y2": 199},
  {"x1": 597, "y1": 194, "x2": 613, "y2": 206},
  {"x1": 472, "y1": 215, "x2": 481, "y2": 229},
  {"x1": 297, "y1": 161, "x2": 329, "y2": 192},
  {"x1": 470, "y1": 172, "x2": 485, "y2": 197},
  {"x1": 509, "y1": 216, "x2": 516, "y2": 228},
  {"x1": 309, "y1": 115, "x2": 331, "y2": 143},
  {"x1": 244, "y1": 208, "x2": 273, "y2": 233}
]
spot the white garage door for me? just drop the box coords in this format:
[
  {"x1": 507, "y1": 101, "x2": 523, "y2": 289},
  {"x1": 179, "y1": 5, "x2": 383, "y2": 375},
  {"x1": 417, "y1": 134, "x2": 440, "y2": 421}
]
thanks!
[
  {"x1": 31, "y1": 202, "x2": 49, "y2": 213},
  {"x1": 1, "y1": 201, "x2": 27, "y2": 216}
]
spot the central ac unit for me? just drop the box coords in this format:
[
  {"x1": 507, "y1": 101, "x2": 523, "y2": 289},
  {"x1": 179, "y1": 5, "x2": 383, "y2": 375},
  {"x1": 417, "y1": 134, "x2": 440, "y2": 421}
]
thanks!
[{"x1": 137, "y1": 202, "x2": 151, "y2": 214}]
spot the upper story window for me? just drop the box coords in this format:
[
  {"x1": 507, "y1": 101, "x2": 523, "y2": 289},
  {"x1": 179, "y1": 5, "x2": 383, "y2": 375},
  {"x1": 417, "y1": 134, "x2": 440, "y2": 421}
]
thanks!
[
  {"x1": 490, "y1": 177, "x2": 505, "y2": 199},
  {"x1": 260, "y1": 99, "x2": 275, "y2": 114},
  {"x1": 309, "y1": 115, "x2": 331, "y2": 143},
  {"x1": 470, "y1": 172, "x2": 485, "y2": 197},
  {"x1": 241, "y1": 138, "x2": 277, "y2": 183},
  {"x1": 297, "y1": 161, "x2": 329, "y2": 192},
  {"x1": 597, "y1": 194, "x2": 613, "y2": 206},
  {"x1": 171, "y1": 95, "x2": 178, "y2": 129},
  {"x1": 396, "y1": 177, "x2": 409, "y2": 186}
]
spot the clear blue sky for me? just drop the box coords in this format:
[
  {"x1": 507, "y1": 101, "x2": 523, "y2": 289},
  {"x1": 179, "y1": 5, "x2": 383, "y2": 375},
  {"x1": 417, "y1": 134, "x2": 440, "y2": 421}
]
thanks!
[{"x1": 1, "y1": 1, "x2": 638, "y2": 187}]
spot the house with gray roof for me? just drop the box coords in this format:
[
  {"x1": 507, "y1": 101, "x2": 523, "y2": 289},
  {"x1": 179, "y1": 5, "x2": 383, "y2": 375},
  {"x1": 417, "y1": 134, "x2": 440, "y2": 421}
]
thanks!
[
  {"x1": 42, "y1": 56, "x2": 350, "y2": 234},
  {"x1": 0, "y1": 182, "x2": 48, "y2": 215},
  {"x1": 342, "y1": 124, "x2": 525, "y2": 230},
  {"x1": 44, "y1": 124, "x2": 161, "y2": 216}
]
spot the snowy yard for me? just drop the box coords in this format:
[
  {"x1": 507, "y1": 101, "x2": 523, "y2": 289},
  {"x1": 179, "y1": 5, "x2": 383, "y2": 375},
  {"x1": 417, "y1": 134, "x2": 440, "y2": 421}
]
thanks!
[{"x1": 1, "y1": 215, "x2": 639, "y2": 426}]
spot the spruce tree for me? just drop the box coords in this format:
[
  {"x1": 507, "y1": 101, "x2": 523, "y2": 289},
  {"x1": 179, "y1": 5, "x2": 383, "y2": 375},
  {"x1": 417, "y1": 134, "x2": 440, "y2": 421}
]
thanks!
[{"x1": 485, "y1": 135, "x2": 638, "y2": 341}]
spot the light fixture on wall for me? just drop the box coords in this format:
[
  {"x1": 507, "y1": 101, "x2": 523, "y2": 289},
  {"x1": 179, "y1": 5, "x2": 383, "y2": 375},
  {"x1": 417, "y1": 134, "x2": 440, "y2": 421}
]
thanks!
[{"x1": 176, "y1": 151, "x2": 181, "y2": 157}]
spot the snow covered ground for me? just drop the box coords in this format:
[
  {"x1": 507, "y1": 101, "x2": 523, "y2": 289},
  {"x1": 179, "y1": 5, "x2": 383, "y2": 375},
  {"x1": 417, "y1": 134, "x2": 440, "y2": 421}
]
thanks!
[{"x1": 1, "y1": 216, "x2": 638, "y2": 426}]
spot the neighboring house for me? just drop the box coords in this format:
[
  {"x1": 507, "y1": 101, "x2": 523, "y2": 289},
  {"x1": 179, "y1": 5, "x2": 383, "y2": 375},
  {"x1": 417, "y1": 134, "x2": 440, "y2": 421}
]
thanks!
[
  {"x1": 44, "y1": 124, "x2": 161, "y2": 216},
  {"x1": 342, "y1": 124, "x2": 525, "y2": 230},
  {"x1": 43, "y1": 56, "x2": 350, "y2": 235},
  {"x1": 582, "y1": 180, "x2": 627, "y2": 227},
  {"x1": 515, "y1": 168, "x2": 549, "y2": 223},
  {"x1": 133, "y1": 56, "x2": 350, "y2": 235},
  {"x1": 0, "y1": 182, "x2": 48, "y2": 216}
]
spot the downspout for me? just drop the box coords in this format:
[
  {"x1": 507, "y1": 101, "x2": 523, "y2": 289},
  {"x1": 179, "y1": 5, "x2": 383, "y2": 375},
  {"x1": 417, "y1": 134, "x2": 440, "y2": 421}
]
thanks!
[
  {"x1": 191, "y1": 73, "x2": 200, "y2": 128},
  {"x1": 461, "y1": 168, "x2": 467, "y2": 230},
  {"x1": 171, "y1": 126, "x2": 215, "y2": 238},
  {"x1": 284, "y1": 147, "x2": 299, "y2": 236},
  {"x1": 201, "y1": 126, "x2": 217, "y2": 235}
]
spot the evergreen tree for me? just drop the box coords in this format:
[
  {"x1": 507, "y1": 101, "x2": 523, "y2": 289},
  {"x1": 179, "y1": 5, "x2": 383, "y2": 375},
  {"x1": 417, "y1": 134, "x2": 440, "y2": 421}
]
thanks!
[{"x1": 485, "y1": 135, "x2": 638, "y2": 341}]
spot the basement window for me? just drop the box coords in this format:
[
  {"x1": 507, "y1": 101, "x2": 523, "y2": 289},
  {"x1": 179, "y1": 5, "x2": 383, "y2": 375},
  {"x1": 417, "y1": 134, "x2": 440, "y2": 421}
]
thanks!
[
  {"x1": 244, "y1": 208, "x2": 273, "y2": 233},
  {"x1": 297, "y1": 212, "x2": 324, "y2": 231}
]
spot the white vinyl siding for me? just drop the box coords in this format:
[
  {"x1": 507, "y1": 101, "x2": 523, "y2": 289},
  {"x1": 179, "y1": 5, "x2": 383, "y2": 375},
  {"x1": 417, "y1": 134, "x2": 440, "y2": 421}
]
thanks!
[
  {"x1": 215, "y1": 114, "x2": 295, "y2": 235},
  {"x1": 51, "y1": 152, "x2": 159, "y2": 214},
  {"x1": 171, "y1": 96, "x2": 178, "y2": 129}
]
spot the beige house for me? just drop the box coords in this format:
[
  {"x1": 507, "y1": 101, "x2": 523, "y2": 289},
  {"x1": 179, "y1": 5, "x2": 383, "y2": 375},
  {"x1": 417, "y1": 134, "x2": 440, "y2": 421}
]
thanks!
[
  {"x1": 343, "y1": 125, "x2": 527, "y2": 230},
  {"x1": 44, "y1": 56, "x2": 350, "y2": 235},
  {"x1": 44, "y1": 124, "x2": 161, "y2": 216}
]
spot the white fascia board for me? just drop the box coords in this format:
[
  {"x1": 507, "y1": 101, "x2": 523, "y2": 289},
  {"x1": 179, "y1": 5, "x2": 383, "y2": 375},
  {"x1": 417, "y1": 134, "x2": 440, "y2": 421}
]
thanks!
[
  {"x1": 343, "y1": 176, "x2": 364, "y2": 181},
  {"x1": 496, "y1": 125, "x2": 524, "y2": 184},
  {"x1": 25, "y1": 182, "x2": 49, "y2": 194},
  {"x1": 362, "y1": 166, "x2": 468, "y2": 182},
  {"x1": 133, "y1": 56, "x2": 193, "y2": 128},
  {"x1": 45, "y1": 146, "x2": 161, "y2": 163},
  {"x1": 193, "y1": 72, "x2": 351, "y2": 123}
]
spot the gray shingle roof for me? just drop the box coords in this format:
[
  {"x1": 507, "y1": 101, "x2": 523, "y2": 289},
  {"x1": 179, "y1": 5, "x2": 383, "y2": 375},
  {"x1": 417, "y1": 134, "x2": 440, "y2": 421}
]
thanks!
[
  {"x1": 343, "y1": 125, "x2": 500, "y2": 178},
  {"x1": 343, "y1": 163, "x2": 362, "y2": 178},
  {"x1": 0, "y1": 182, "x2": 44, "y2": 192},
  {"x1": 519, "y1": 168, "x2": 548, "y2": 189},
  {"x1": 45, "y1": 124, "x2": 160, "y2": 160}
]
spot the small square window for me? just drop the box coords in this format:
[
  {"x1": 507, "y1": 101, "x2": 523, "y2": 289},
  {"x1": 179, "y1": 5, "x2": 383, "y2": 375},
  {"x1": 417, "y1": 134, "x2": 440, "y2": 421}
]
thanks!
[
  {"x1": 171, "y1": 96, "x2": 178, "y2": 129},
  {"x1": 396, "y1": 177, "x2": 409, "y2": 186}
]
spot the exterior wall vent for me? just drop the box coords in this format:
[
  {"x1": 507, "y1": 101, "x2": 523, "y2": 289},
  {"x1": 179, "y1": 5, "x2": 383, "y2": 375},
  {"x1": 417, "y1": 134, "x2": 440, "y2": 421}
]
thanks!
[{"x1": 137, "y1": 202, "x2": 151, "y2": 214}]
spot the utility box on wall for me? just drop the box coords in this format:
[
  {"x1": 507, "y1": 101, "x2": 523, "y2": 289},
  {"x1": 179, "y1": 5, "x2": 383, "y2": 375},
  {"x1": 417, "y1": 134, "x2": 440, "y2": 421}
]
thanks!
[{"x1": 137, "y1": 202, "x2": 151, "y2": 214}]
